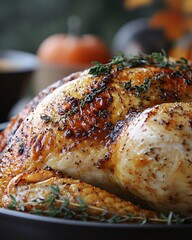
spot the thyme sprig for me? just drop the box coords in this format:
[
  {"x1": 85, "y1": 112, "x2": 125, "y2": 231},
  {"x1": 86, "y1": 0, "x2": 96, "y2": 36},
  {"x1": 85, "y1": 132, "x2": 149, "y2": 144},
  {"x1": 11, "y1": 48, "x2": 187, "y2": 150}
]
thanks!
[
  {"x1": 88, "y1": 51, "x2": 191, "y2": 77},
  {"x1": 88, "y1": 62, "x2": 110, "y2": 76},
  {"x1": 58, "y1": 84, "x2": 107, "y2": 128},
  {"x1": 7, "y1": 185, "x2": 192, "y2": 224},
  {"x1": 122, "y1": 78, "x2": 151, "y2": 97}
]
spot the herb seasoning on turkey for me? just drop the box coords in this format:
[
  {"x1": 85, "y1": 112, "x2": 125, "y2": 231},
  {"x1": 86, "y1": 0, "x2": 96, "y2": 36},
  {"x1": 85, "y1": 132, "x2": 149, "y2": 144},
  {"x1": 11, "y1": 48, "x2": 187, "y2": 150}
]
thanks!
[{"x1": 0, "y1": 51, "x2": 192, "y2": 223}]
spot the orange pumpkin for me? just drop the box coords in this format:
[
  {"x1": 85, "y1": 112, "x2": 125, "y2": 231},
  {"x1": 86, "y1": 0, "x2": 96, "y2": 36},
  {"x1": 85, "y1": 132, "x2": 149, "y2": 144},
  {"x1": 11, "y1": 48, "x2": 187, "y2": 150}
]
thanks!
[{"x1": 37, "y1": 33, "x2": 111, "y2": 66}]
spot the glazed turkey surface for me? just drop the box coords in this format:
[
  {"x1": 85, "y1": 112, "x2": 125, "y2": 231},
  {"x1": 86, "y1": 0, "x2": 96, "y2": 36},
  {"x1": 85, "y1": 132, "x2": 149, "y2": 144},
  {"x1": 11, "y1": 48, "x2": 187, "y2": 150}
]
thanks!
[
  {"x1": 0, "y1": 53, "x2": 192, "y2": 219},
  {"x1": 0, "y1": 72, "x2": 80, "y2": 153}
]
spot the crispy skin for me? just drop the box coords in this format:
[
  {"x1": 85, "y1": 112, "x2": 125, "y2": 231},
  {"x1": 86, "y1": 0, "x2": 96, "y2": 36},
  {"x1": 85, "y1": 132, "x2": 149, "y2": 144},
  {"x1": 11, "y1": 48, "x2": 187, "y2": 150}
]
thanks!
[
  {"x1": 0, "y1": 72, "x2": 80, "y2": 153},
  {"x1": 0, "y1": 61, "x2": 192, "y2": 218},
  {"x1": 2, "y1": 171, "x2": 157, "y2": 221},
  {"x1": 113, "y1": 102, "x2": 192, "y2": 216}
]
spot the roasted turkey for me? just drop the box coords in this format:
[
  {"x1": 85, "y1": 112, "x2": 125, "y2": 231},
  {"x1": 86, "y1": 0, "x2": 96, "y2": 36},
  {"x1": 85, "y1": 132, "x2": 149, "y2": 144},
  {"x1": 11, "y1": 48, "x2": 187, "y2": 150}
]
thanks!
[{"x1": 0, "y1": 52, "x2": 192, "y2": 222}]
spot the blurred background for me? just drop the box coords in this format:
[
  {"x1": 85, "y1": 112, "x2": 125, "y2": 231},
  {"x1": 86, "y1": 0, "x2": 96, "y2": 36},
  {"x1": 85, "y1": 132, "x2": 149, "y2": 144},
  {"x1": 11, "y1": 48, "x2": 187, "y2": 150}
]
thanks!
[{"x1": 0, "y1": 0, "x2": 191, "y2": 122}]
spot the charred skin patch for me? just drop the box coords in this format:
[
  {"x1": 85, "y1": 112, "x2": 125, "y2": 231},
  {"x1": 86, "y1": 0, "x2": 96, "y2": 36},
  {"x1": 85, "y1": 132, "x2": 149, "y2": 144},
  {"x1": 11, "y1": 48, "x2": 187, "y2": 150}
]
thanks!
[
  {"x1": 52, "y1": 75, "x2": 115, "y2": 144},
  {"x1": 161, "y1": 69, "x2": 192, "y2": 99}
]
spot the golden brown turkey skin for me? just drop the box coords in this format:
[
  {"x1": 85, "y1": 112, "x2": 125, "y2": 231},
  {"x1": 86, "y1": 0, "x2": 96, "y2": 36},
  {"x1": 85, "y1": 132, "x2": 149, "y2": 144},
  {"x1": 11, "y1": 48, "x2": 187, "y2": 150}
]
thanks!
[
  {"x1": 113, "y1": 102, "x2": 192, "y2": 216},
  {"x1": 1, "y1": 170, "x2": 157, "y2": 222},
  {"x1": 0, "y1": 72, "x2": 80, "y2": 153},
  {"x1": 0, "y1": 56, "x2": 192, "y2": 216}
]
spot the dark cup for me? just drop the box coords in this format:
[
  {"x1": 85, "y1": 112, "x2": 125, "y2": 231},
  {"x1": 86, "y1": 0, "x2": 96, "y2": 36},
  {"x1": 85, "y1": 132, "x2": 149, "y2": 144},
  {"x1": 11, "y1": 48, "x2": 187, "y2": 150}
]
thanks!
[{"x1": 0, "y1": 50, "x2": 39, "y2": 122}]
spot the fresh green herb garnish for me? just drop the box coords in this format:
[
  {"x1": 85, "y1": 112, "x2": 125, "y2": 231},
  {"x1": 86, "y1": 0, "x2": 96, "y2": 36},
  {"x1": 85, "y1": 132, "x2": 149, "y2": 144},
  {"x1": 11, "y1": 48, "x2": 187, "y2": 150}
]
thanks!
[
  {"x1": 88, "y1": 62, "x2": 110, "y2": 76},
  {"x1": 8, "y1": 195, "x2": 17, "y2": 210},
  {"x1": 8, "y1": 185, "x2": 191, "y2": 224},
  {"x1": 122, "y1": 78, "x2": 151, "y2": 97},
  {"x1": 80, "y1": 85, "x2": 107, "y2": 108},
  {"x1": 40, "y1": 114, "x2": 51, "y2": 123},
  {"x1": 88, "y1": 50, "x2": 191, "y2": 77},
  {"x1": 176, "y1": 57, "x2": 189, "y2": 70},
  {"x1": 8, "y1": 195, "x2": 25, "y2": 211},
  {"x1": 149, "y1": 51, "x2": 168, "y2": 67},
  {"x1": 50, "y1": 185, "x2": 60, "y2": 196},
  {"x1": 122, "y1": 81, "x2": 132, "y2": 90},
  {"x1": 57, "y1": 83, "x2": 108, "y2": 130}
]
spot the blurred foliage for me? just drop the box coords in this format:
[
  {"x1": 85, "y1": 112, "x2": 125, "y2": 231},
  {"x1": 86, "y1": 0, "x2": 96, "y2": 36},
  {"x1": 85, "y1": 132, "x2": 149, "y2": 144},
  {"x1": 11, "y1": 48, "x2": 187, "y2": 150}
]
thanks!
[
  {"x1": 124, "y1": 0, "x2": 192, "y2": 59},
  {"x1": 0, "y1": 0, "x2": 159, "y2": 54}
]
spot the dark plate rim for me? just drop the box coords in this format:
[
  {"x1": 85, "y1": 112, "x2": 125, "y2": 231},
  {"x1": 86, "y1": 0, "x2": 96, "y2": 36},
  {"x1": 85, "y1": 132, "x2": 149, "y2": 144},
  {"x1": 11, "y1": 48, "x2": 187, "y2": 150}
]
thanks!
[{"x1": 0, "y1": 207, "x2": 191, "y2": 230}]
